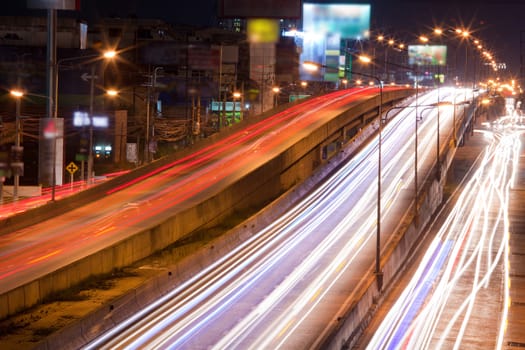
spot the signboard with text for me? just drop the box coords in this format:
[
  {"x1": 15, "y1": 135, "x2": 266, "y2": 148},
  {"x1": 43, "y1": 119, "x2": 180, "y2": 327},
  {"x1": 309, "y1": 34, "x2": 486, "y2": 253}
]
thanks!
[{"x1": 408, "y1": 45, "x2": 448, "y2": 66}]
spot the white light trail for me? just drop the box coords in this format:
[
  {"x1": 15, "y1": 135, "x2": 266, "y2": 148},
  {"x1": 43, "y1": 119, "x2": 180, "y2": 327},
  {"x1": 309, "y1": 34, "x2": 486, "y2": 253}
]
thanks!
[
  {"x1": 367, "y1": 118, "x2": 520, "y2": 350},
  {"x1": 87, "y1": 88, "x2": 466, "y2": 349}
]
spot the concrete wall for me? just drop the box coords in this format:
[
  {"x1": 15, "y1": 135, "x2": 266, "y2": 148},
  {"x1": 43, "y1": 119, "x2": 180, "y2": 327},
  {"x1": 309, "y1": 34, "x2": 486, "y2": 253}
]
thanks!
[
  {"x1": 0, "y1": 89, "x2": 413, "y2": 320},
  {"x1": 1, "y1": 185, "x2": 42, "y2": 198}
]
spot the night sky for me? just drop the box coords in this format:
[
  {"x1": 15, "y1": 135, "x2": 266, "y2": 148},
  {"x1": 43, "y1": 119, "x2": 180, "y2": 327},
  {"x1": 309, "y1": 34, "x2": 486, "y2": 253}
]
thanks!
[{"x1": 3, "y1": 0, "x2": 525, "y2": 77}]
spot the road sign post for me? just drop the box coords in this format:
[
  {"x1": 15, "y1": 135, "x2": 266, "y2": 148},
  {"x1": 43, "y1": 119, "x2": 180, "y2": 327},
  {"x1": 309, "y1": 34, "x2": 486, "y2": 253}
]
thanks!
[{"x1": 65, "y1": 161, "x2": 79, "y2": 188}]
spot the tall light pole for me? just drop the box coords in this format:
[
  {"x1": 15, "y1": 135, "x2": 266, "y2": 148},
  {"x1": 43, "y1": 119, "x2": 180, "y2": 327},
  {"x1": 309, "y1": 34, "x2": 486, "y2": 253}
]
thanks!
[
  {"x1": 57, "y1": 50, "x2": 117, "y2": 185},
  {"x1": 9, "y1": 90, "x2": 55, "y2": 200},
  {"x1": 9, "y1": 90, "x2": 23, "y2": 201},
  {"x1": 376, "y1": 78, "x2": 384, "y2": 292},
  {"x1": 144, "y1": 66, "x2": 163, "y2": 163},
  {"x1": 232, "y1": 90, "x2": 241, "y2": 121},
  {"x1": 303, "y1": 58, "x2": 384, "y2": 291},
  {"x1": 87, "y1": 63, "x2": 96, "y2": 184},
  {"x1": 271, "y1": 86, "x2": 279, "y2": 107}
]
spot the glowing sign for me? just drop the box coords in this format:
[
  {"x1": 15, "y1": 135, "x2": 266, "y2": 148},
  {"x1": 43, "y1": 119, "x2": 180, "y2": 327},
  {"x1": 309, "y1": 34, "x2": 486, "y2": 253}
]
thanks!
[
  {"x1": 92, "y1": 116, "x2": 109, "y2": 128},
  {"x1": 73, "y1": 111, "x2": 90, "y2": 126},
  {"x1": 301, "y1": 3, "x2": 371, "y2": 82},
  {"x1": 408, "y1": 45, "x2": 447, "y2": 66},
  {"x1": 303, "y1": 3, "x2": 371, "y2": 39},
  {"x1": 247, "y1": 19, "x2": 279, "y2": 43}
]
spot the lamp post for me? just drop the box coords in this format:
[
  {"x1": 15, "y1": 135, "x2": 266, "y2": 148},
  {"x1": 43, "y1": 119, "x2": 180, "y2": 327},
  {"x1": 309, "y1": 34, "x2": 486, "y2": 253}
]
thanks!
[
  {"x1": 144, "y1": 66, "x2": 163, "y2": 163},
  {"x1": 374, "y1": 76, "x2": 384, "y2": 293},
  {"x1": 452, "y1": 94, "x2": 471, "y2": 146},
  {"x1": 9, "y1": 89, "x2": 62, "y2": 201},
  {"x1": 303, "y1": 59, "x2": 384, "y2": 291},
  {"x1": 272, "y1": 86, "x2": 280, "y2": 107},
  {"x1": 232, "y1": 91, "x2": 241, "y2": 122},
  {"x1": 9, "y1": 90, "x2": 23, "y2": 201},
  {"x1": 56, "y1": 50, "x2": 117, "y2": 184}
]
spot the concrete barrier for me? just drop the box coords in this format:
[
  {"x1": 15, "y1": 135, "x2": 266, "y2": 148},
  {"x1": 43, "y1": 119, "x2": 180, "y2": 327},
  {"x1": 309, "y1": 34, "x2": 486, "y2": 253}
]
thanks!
[{"x1": 1, "y1": 185, "x2": 42, "y2": 197}]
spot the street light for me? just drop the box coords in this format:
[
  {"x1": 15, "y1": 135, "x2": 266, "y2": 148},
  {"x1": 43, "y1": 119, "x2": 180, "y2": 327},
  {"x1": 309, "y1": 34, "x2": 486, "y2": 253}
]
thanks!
[
  {"x1": 233, "y1": 91, "x2": 241, "y2": 121},
  {"x1": 303, "y1": 59, "x2": 385, "y2": 292},
  {"x1": 452, "y1": 93, "x2": 471, "y2": 146},
  {"x1": 56, "y1": 50, "x2": 117, "y2": 184},
  {"x1": 271, "y1": 87, "x2": 280, "y2": 107},
  {"x1": 9, "y1": 89, "x2": 23, "y2": 201},
  {"x1": 144, "y1": 66, "x2": 163, "y2": 163},
  {"x1": 106, "y1": 88, "x2": 118, "y2": 97},
  {"x1": 383, "y1": 101, "x2": 450, "y2": 225},
  {"x1": 9, "y1": 89, "x2": 57, "y2": 201}
]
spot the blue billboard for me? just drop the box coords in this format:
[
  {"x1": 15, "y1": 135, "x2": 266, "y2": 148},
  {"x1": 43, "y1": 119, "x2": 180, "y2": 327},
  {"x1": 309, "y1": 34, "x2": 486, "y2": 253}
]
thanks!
[{"x1": 301, "y1": 3, "x2": 371, "y2": 82}]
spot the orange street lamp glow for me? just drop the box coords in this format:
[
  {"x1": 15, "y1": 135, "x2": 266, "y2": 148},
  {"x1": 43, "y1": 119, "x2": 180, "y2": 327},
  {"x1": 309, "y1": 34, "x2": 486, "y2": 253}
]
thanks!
[
  {"x1": 377, "y1": 35, "x2": 384, "y2": 42},
  {"x1": 103, "y1": 50, "x2": 117, "y2": 59},
  {"x1": 462, "y1": 31, "x2": 470, "y2": 38},
  {"x1": 10, "y1": 89, "x2": 24, "y2": 98},
  {"x1": 301, "y1": 81, "x2": 308, "y2": 88},
  {"x1": 434, "y1": 28, "x2": 443, "y2": 35},
  {"x1": 303, "y1": 61, "x2": 320, "y2": 72},
  {"x1": 233, "y1": 91, "x2": 242, "y2": 98},
  {"x1": 359, "y1": 55, "x2": 372, "y2": 63},
  {"x1": 419, "y1": 35, "x2": 429, "y2": 43},
  {"x1": 388, "y1": 39, "x2": 394, "y2": 46},
  {"x1": 106, "y1": 89, "x2": 118, "y2": 96}
]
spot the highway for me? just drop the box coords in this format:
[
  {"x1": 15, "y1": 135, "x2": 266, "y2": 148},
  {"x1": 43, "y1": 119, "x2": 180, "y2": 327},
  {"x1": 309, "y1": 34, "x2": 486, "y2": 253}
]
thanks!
[
  {"x1": 367, "y1": 116, "x2": 521, "y2": 349},
  {"x1": 86, "y1": 87, "x2": 474, "y2": 349},
  {"x1": 0, "y1": 87, "x2": 387, "y2": 296}
]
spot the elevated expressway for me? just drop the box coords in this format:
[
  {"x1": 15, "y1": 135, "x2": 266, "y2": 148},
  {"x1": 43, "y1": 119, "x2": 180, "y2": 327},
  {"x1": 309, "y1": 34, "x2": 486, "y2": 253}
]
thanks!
[
  {"x1": 2, "y1": 84, "x2": 486, "y2": 348},
  {"x1": 19, "y1": 85, "x2": 483, "y2": 349},
  {"x1": 75, "y1": 87, "x2": 480, "y2": 349},
  {"x1": 0, "y1": 87, "x2": 411, "y2": 320}
]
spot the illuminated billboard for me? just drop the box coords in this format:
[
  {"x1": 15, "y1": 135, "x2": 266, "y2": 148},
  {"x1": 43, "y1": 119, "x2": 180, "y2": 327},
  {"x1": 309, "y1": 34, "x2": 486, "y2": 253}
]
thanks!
[
  {"x1": 301, "y1": 3, "x2": 371, "y2": 82},
  {"x1": 219, "y1": 0, "x2": 302, "y2": 19},
  {"x1": 408, "y1": 45, "x2": 447, "y2": 66},
  {"x1": 303, "y1": 3, "x2": 371, "y2": 39}
]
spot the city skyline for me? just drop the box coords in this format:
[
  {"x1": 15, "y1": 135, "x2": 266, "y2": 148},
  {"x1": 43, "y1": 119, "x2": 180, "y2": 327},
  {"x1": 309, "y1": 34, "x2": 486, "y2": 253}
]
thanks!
[{"x1": 2, "y1": 1, "x2": 524, "y2": 76}]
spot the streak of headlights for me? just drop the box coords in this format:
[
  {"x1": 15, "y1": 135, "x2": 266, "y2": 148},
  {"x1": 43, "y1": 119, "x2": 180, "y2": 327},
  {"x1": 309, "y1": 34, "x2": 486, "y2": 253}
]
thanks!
[
  {"x1": 367, "y1": 121, "x2": 520, "y2": 350},
  {"x1": 86, "y1": 88, "x2": 454, "y2": 349}
]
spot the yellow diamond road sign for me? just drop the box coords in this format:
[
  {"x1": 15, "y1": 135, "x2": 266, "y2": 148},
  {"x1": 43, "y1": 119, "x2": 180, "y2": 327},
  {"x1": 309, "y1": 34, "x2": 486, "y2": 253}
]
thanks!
[{"x1": 66, "y1": 161, "x2": 79, "y2": 175}]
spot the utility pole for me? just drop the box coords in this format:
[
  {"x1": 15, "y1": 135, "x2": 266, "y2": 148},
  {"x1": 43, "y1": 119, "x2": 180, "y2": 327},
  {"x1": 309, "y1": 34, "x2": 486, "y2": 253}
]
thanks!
[{"x1": 144, "y1": 66, "x2": 163, "y2": 163}]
